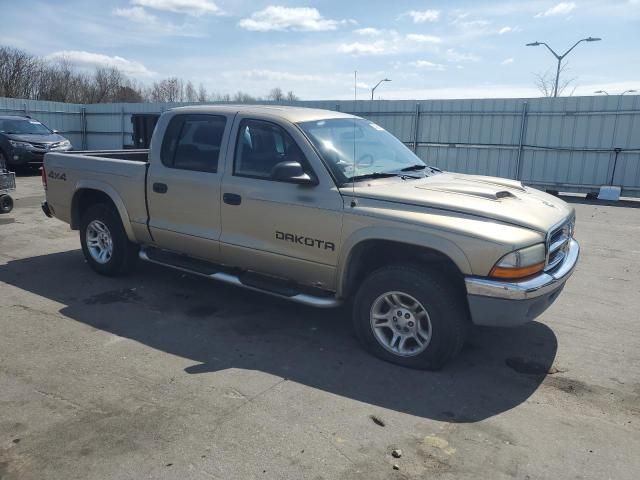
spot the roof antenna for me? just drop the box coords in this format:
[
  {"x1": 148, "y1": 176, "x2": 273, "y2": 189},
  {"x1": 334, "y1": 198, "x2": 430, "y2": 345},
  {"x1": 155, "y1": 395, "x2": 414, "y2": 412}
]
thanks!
[{"x1": 351, "y1": 70, "x2": 357, "y2": 208}]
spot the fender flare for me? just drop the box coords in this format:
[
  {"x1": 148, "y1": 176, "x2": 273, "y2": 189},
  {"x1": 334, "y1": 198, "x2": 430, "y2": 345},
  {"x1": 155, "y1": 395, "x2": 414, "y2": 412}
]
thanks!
[
  {"x1": 71, "y1": 179, "x2": 136, "y2": 242},
  {"x1": 336, "y1": 226, "x2": 473, "y2": 297}
]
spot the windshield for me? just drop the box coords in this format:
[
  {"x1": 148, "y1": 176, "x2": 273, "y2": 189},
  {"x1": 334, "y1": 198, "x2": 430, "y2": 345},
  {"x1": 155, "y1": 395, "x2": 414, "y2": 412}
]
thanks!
[
  {"x1": 298, "y1": 118, "x2": 435, "y2": 184},
  {"x1": 0, "y1": 119, "x2": 52, "y2": 135}
]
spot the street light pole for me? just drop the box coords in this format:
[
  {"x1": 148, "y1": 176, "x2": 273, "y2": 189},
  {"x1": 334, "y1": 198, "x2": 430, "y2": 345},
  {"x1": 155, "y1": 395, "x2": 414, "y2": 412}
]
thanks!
[
  {"x1": 595, "y1": 89, "x2": 636, "y2": 95},
  {"x1": 526, "y1": 37, "x2": 602, "y2": 97},
  {"x1": 371, "y1": 78, "x2": 391, "y2": 100}
]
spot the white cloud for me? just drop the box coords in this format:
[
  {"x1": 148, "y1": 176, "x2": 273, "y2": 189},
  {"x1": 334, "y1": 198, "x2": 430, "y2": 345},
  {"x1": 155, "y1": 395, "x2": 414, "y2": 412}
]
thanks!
[
  {"x1": 406, "y1": 33, "x2": 441, "y2": 43},
  {"x1": 405, "y1": 9, "x2": 440, "y2": 23},
  {"x1": 448, "y1": 13, "x2": 496, "y2": 38},
  {"x1": 112, "y1": 5, "x2": 205, "y2": 36},
  {"x1": 354, "y1": 27, "x2": 383, "y2": 36},
  {"x1": 501, "y1": 57, "x2": 514, "y2": 65},
  {"x1": 535, "y1": 2, "x2": 576, "y2": 17},
  {"x1": 445, "y1": 49, "x2": 480, "y2": 62},
  {"x1": 452, "y1": 17, "x2": 490, "y2": 28},
  {"x1": 46, "y1": 50, "x2": 155, "y2": 77},
  {"x1": 239, "y1": 6, "x2": 340, "y2": 32},
  {"x1": 408, "y1": 60, "x2": 445, "y2": 71},
  {"x1": 338, "y1": 41, "x2": 387, "y2": 55},
  {"x1": 498, "y1": 26, "x2": 513, "y2": 34},
  {"x1": 113, "y1": 6, "x2": 157, "y2": 23},
  {"x1": 131, "y1": 0, "x2": 220, "y2": 16},
  {"x1": 224, "y1": 69, "x2": 323, "y2": 83}
]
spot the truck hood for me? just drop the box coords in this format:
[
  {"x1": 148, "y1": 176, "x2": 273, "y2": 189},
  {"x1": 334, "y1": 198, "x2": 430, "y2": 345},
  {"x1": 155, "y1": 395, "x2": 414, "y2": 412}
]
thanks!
[{"x1": 344, "y1": 172, "x2": 573, "y2": 233}]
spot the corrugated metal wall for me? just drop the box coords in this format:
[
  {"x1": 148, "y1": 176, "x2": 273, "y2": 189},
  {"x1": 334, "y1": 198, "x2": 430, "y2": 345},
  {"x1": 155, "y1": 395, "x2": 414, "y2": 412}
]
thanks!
[{"x1": 2, "y1": 95, "x2": 639, "y2": 196}]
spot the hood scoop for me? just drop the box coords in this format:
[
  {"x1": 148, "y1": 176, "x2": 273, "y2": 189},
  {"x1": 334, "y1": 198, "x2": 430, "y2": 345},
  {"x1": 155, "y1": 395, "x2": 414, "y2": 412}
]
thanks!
[
  {"x1": 415, "y1": 185, "x2": 519, "y2": 201},
  {"x1": 496, "y1": 190, "x2": 515, "y2": 199}
]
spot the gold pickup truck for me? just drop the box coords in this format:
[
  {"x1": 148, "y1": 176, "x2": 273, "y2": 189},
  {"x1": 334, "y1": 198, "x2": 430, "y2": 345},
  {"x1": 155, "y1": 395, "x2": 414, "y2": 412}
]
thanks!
[{"x1": 42, "y1": 105, "x2": 579, "y2": 369}]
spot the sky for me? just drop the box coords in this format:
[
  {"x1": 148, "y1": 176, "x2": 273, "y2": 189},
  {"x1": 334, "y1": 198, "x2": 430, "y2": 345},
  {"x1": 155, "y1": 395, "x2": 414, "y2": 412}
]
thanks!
[{"x1": 1, "y1": 0, "x2": 639, "y2": 100}]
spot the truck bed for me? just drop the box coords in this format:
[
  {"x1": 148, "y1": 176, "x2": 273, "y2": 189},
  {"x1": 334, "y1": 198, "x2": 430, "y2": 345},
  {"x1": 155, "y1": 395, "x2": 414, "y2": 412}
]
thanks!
[{"x1": 44, "y1": 149, "x2": 150, "y2": 232}]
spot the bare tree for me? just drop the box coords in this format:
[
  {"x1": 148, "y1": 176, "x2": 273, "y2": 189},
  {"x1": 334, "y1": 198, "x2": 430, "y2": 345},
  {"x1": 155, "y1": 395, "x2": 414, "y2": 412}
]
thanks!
[
  {"x1": 211, "y1": 92, "x2": 231, "y2": 102},
  {"x1": 233, "y1": 91, "x2": 257, "y2": 103},
  {"x1": 0, "y1": 45, "x2": 296, "y2": 105},
  {"x1": 285, "y1": 90, "x2": 299, "y2": 101},
  {"x1": 91, "y1": 67, "x2": 125, "y2": 103},
  {"x1": 185, "y1": 81, "x2": 197, "y2": 102},
  {"x1": 0, "y1": 46, "x2": 41, "y2": 98},
  {"x1": 534, "y1": 63, "x2": 577, "y2": 97},
  {"x1": 267, "y1": 87, "x2": 284, "y2": 101},
  {"x1": 197, "y1": 83, "x2": 208, "y2": 102},
  {"x1": 150, "y1": 77, "x2": 185, "y2": 102}
]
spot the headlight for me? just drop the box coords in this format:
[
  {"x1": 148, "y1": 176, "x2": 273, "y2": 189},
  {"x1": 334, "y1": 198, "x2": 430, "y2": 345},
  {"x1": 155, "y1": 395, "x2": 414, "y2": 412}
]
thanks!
[
  {"x1": 9, "y1": 140, "x2": 31, "y2": 149},
  {"x1": 60, "y1": 140, "x2": 71, "y2": 147},
  {"x1": 490, "y1": 243, "x2": 546, "y2": 280}
]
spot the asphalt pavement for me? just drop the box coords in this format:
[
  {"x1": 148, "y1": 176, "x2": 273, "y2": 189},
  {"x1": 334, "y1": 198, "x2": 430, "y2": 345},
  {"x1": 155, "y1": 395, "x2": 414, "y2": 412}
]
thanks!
[{"x1": 1, "y1": 174, "x2": 638, "y2": 479}]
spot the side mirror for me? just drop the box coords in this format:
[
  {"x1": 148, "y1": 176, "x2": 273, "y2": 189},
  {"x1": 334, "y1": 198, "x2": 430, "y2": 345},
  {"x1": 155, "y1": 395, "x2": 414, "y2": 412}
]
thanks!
[
  {"x1": 52, "y1": 130, "x2": 59, "y2": 134},
  {"x1": 271, "y1": 161, "x2": 317, "y2": 185}
]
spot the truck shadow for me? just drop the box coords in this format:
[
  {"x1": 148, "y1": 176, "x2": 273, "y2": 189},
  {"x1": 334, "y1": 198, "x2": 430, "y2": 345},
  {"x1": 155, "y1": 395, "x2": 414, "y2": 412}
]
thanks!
[{"x1": 0, "y1": 250, "x2": 559, "y2": 423}]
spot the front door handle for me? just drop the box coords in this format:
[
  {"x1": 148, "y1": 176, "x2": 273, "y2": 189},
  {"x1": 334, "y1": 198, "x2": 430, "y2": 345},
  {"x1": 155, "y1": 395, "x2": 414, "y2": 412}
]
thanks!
[
  {"x1": 153, "y1": 182, "x2": 168, "y2": 194},
  {"x1": 223, "y1": 193, "x2": 242, "y2": 206}
]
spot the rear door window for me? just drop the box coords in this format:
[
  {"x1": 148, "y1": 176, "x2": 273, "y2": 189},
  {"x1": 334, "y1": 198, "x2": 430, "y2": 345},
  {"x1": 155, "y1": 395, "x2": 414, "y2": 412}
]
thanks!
[{"x1": 160, "y1": 114, "x2": 226, "y2": 173}]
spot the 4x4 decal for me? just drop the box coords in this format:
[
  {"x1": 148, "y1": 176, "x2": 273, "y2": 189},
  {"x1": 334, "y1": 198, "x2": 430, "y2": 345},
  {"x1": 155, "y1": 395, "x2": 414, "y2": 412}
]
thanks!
[{"x1": 48, "y1": 170, "x2": 67, "y2": 181}]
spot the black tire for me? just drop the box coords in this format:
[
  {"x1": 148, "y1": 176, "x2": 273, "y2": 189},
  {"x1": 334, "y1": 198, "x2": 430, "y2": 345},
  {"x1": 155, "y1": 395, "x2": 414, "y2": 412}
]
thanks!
[
  {"x1": 80, "y1": 203, "x2": 138, "y2": 276},
  {"x1": 0, "y1": 194, "x2": 13, "y2": 214},
  {"x1": 353, "y1": 264, "x2": 468, "y2": 370}
]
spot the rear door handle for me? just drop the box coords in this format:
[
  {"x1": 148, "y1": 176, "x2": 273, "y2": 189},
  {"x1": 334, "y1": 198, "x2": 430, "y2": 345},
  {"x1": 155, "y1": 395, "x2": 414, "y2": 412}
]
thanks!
[
  {"x1": 223, "y1": 193, "x2": 242, "y2": 205},
  {"x1": 153, "y1": 182, "x2": 168, "y2": 194}
]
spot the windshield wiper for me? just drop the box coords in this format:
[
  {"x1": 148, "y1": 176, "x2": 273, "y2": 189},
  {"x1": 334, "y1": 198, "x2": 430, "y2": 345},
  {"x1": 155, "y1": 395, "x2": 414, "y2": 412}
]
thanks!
[
  {"x1": 347, "y1": 172, "x2": 400, "y2": 182},
  {"x1": 400, "y1": 164, "x2": 443, "y2": 175},
  {"x1": 400, "y1": 164, "x2": 427, "y2": 172}
]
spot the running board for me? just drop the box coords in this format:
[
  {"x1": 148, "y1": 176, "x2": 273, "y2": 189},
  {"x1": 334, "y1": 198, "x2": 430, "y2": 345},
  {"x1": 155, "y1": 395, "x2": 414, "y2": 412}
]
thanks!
[{"x1": 139, "y1": 247, "x2": 340, "y2": 308}]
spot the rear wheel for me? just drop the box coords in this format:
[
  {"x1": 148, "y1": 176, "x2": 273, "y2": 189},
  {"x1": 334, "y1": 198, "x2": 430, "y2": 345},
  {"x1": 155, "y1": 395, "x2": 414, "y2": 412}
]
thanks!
[
  {"x1": 353, "y1": 264, "x2": 468, "y2": 370},
  {"x1": 80, "y1": 203, "x2": 138, "y2": 276}
]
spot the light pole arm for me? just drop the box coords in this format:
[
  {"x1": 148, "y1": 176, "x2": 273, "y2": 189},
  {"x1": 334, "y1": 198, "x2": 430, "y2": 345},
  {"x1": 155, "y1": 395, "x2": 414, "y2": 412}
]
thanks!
[
  {"x1": 539, "y1": 42, "x2": 561, "y2": 59},
  {"x1": 371, "y1": 80, "x2": 385, "y2": 100},
  {"x1": 559, "y1": 39, "x2": 587, "y2": 59}
]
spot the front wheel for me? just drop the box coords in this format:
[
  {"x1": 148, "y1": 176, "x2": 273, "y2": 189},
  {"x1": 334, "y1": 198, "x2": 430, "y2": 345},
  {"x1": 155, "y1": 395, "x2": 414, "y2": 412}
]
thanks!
[
  {"x1": 80, "y1": 204, "x2": 138, "y2": 276},
  {"x1": 353, "y1": 264, "x2": 468, "y2": 370}
]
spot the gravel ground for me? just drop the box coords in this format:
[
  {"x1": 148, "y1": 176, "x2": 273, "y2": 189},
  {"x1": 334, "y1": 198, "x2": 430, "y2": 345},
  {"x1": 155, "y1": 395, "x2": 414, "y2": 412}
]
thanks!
[{"x1": 1, "y1": 174, "x2": 639, "y2": 480}]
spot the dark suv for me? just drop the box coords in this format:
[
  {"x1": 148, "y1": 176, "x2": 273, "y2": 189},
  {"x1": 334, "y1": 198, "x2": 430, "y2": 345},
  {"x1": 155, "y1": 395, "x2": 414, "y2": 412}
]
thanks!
[{"x1": 0, "y1": 116, "x2": 72, "y2": 169}]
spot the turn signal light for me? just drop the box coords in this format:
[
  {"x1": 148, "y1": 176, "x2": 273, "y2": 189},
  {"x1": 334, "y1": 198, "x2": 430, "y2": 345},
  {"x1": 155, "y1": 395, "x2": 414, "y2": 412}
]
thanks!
[{"x1": 489, "y1": 262, "x2": 545, "y2": 280}]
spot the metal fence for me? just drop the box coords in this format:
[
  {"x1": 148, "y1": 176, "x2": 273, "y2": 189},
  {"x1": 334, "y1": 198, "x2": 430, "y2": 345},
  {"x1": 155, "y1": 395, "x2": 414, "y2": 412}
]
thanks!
[{"x1": 2, "y1": 95, "x2": 639, "y2": 197}]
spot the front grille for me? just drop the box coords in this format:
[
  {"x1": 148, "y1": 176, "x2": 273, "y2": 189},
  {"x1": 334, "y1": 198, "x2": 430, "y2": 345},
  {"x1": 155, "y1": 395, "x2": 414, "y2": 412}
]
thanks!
[
  {"x1": 546, "y1": 218, "x2": 574, "y2": 271},
  {"x1": 30, "y1": 142, "x2": 60, "y2": 150}
]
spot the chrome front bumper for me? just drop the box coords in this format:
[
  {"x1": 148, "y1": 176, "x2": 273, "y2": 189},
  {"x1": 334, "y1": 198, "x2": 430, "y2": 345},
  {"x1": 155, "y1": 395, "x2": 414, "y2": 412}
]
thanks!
[{"x1": 464, "y1": 239, "x2": 580, "y2": 326}]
